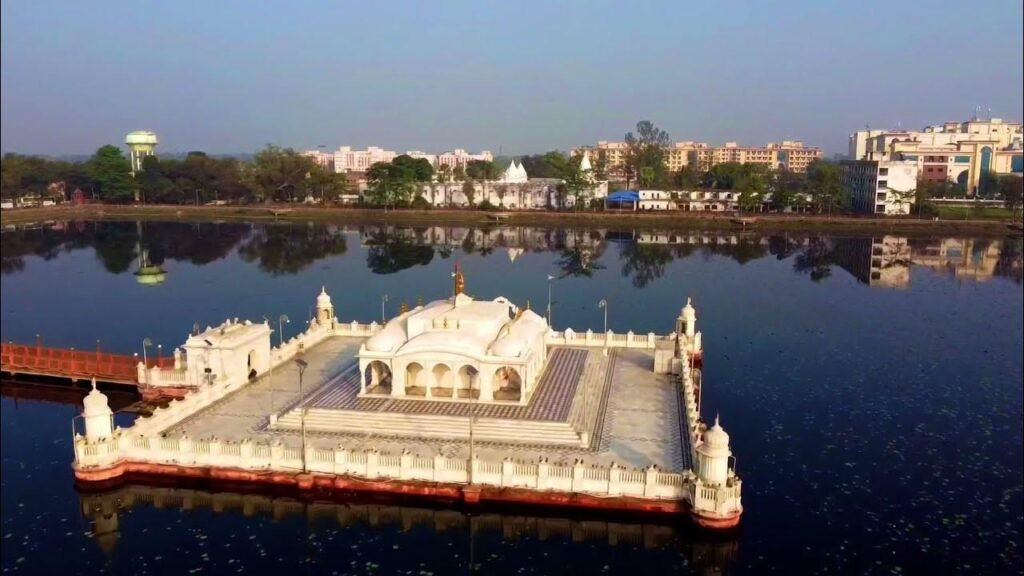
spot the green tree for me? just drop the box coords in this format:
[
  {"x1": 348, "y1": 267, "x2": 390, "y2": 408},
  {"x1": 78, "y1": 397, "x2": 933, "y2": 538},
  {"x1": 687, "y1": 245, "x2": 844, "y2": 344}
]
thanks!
[
  {"x1": 772, "y1": 169, "x2": 805, "y2": 211},
  {"x1": 624, "y1": 121, "x2": 670, "y2": 189},
  {"x1": 393, "y1": 155, "x2": 434, "y2": 182},
  {"x1": 461, "y1": 179, "x2": 477, "y2": 206},
  {"x1": 807, "y1": 160, "x2": 846, "y2": 215},
  {"x1": 675, "y1": 164, "x2": 702, "y2": 189},
  {"x1": 453, "y1": 164, "x2": 466, "y2": 182},
  {"x1": 998, "y1": 175, "x2": 1023, "y2": 220},
  {"x1": 437, "y1": 164, "x2": 452, "y2": 183},
  {"x1": 88, "y1": 145, "x2": 136, "y2": 202},
  {"x1": 366, "y1": 161, "x2": 415, "y2": 208},
  {"x1": 251, "y1": 145, "x2": 317, "y2": 202},
  {"x1": 306, "y1": 165, "x2": 349, "y2": 203}
]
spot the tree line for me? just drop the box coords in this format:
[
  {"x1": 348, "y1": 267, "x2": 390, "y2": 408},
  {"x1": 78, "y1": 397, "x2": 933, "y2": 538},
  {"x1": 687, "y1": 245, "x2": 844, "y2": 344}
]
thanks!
[{"x1": 2, "y1": 145, "x2": 348, "y2": 204}]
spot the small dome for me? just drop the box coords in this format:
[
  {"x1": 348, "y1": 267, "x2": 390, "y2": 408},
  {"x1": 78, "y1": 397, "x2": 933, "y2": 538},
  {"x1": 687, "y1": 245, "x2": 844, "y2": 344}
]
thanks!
[
  {"x1": 317, "y1": 286, "x2": 332, "y2": 307},
  {"x1": 366, "y1": 323, "x2": 407, "y2": 352},
  {"x1": 83, "y1": 378, "x2": 112, "y2": 416},
  {"x1": 703, "y1": 415, "x2": 730, "y2": 449},
  {"x1": 682, "y1": 297, "x2": 695, "y2": 315},
  {"x1": 490, "y1": 335, "x2": 523, "y2": 357}
]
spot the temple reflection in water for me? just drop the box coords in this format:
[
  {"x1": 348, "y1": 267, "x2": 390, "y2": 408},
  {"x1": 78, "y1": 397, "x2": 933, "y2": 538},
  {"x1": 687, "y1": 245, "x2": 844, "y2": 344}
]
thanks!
[
  {"x1": 1, "y1": 220, "x2": 1020, "y2": 288},
  {"x1": 79, "y1": 482, "x2": 739, "y2": 575}
]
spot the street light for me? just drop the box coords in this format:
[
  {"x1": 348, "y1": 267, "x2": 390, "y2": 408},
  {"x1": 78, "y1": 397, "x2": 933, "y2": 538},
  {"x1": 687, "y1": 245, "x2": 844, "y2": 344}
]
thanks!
[
  {"x1": 142, "y1": 337, "x2": 152, "y2": 368},
  {"x1": 295, "y1": 358, "x2": 309, "y2": 472},
  {"x1": 546, "y1": 275, "x2": 556, "y2": 326},
  {"x1": 598, "y1": 298, "x2": 608, "y2": 333},
  {"x1": 381, "y1": 294, "x2": 389, "y2": 323},
  {"x1": 278, "y1": 314, "x2": 290, "y2": 347}
]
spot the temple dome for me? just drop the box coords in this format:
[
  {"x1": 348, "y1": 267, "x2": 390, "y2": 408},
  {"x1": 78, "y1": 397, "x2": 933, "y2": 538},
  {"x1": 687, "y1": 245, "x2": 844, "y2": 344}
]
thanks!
[
  {"x1": 703, "y1": 416, "x2": 730, "y2": 449},
  {"x1": 365, "y1": 322, "x2": 408, "y2": 352},
  {"x1": 83, "y1": 378, "x2": 112, "y2": 417},
  {"x1": 317, "y1": 286, "x2": 332, "y2": 307}
]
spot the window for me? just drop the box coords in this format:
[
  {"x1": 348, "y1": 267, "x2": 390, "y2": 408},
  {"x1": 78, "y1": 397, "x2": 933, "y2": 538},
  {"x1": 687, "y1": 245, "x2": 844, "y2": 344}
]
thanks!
[
  {"x1": 878, "y1": 180, "x2": 888, "y2": 188},
  {"x1": 879, "y1": 168, "x2": 888, "y2": 176},
  {"x1": 877, "y1": 192, "x2": 887, "y2": 201},
  {"x1": 875, "y1": 204, "x2": 886, "y2": 213}
]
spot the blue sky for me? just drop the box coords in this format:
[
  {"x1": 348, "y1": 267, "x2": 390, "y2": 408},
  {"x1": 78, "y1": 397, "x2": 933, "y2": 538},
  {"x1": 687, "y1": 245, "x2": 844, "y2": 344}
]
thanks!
[{"x1": 2, "y1": 0, "x2": 1022, "y2": 156}]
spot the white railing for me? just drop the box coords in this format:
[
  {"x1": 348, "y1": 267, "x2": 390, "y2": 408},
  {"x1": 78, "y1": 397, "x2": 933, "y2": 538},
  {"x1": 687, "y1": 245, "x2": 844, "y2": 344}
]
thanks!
[
  {"x1": 545, "y1": 329, "x2": 674, "y2": 350},
  {"x1": 73, "y1": 433, "x2": 689, "y2": 502}
]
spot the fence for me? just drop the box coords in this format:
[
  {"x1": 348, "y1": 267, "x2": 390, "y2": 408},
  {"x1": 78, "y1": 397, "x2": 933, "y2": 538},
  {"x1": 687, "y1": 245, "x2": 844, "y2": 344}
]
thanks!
[
  {"x1": 545, "y1": 329, "x2": 674, "y2": 350},
  {"x1": 1, "y1": 342, "x2": 171, "y2": 383},
  {"x1": 73, "y1": 432, "x2": 688, "y2": 501}
]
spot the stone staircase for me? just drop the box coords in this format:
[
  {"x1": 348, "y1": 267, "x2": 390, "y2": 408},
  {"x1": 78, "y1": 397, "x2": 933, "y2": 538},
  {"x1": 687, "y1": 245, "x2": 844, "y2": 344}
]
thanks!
[{"x1": 273, "y1": 405, "x2": 585, "y2": 446}]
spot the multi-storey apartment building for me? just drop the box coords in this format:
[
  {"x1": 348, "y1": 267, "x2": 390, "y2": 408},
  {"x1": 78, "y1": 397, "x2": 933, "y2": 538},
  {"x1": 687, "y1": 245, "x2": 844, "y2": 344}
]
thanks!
[
  {"x1": 325, "y1": 147, "x2": 493, "y2": 174},
  {"x1": 848, "y1": 117, "x2": 1023, "y2": 195},
  {"x1": 573, "y1": 140, "x2": 822, "y2": 176},
  {"x1": 840, "y1": 159, "x2": 919, "y2": 215}
]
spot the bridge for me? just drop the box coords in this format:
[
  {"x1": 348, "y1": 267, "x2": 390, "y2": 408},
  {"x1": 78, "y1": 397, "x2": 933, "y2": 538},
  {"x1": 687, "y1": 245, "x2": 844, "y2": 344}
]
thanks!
[{"x1": 0, "y1": 341, "x2": 172, "y2": 388}]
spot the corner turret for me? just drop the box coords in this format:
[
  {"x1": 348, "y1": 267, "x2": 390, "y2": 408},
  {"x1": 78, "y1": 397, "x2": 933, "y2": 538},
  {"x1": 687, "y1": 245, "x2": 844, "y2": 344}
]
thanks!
[
  {"x1": 316, "y1": 286, "x2": 335, "y2": 327},
  {"x1": 82, "y1": 378, "x2": 113, "y2": 440}
]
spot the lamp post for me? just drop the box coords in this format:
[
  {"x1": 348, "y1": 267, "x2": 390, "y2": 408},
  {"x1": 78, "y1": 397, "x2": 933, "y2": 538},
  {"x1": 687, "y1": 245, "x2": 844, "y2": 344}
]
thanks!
[
  {"x1": 381, "y1": 294, "x2": 389, "y2": 323},
  {"x1": 295, "y1": 358, "x2": 309, "y2": 473},
  {"x1": 142, "y1": 337, "x2": 152, "y2": 368},
  {"x1": 598, "y1": 298, "x2": 608, "y2": 333},
  {"x1": 278, "y1": 314, "x2": 290, "y2": 347},
  {"x1": 546, "y1": 275, "x2": 556, "y2": 326}
]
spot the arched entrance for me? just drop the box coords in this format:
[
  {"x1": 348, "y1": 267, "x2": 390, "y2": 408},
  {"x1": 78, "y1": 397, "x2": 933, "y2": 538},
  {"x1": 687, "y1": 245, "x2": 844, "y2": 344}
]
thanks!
[
  {"x1": 364, "y1": 361, "x2": 392, "y2": 394},
  {"x1": 431, "y1": 364, "x2": 453, "y2": 398},
  {"x1": 247, "y1": 350, "x2": 258, "y2": 380},
  {"x1": 456, "y1": 365, "x2": 479, "y2": 400},
  {"x1": 405, "y1": 362, "x2": 426, "y2": 396},
  {"x1": 493, "y1": 366, "x2": 523, "y2": 402}
]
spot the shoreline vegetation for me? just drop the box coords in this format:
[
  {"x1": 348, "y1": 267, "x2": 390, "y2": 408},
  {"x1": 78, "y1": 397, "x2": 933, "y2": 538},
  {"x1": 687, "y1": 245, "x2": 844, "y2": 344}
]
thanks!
[{"x1": 2, "y1": 204, "x2": 1020, "y2": 236}]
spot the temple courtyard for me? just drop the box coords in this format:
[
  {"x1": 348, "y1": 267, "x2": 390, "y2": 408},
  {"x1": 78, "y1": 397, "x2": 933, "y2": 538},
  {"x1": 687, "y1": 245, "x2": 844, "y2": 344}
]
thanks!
[{"x1": 165, "y1": 336, "x2": 691, "y2": 471}]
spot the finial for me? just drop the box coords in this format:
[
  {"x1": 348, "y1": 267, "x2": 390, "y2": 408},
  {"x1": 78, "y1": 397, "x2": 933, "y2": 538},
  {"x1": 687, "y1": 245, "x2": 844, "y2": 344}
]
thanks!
[
  {"x1": 687, "y1": 297, "x2": 692, "y2": 306},
  {"x1": 400, "y1": 302, "x2": 409, "y2": 314},
  {"x1": 417, "y1": 295, "x2": 424, "y2": 306},
  {"x1": 526, "y1": 300, "x2": 531, "y2": 310},
  {"x1": 320, "y1": 285, "x2": 326, "y2": 294},
  {"x1": 714, "y1": 413, "x2": 720, "y2": 427},
  {"x1": 91, "y1": 377, "x2": 98, "y2": 390},
  {"x1": 454, "y1": 261, "x2": 466, "y2": 295}
]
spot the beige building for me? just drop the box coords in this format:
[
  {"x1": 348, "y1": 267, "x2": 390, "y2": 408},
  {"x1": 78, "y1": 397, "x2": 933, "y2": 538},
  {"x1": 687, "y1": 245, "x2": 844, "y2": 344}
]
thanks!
[
  {"x1": 573, "y1": 140, "x2": 822, "y2": 176},
  {"x1": 848, "y1": 118, "x2": 1023, "y2": 195}
]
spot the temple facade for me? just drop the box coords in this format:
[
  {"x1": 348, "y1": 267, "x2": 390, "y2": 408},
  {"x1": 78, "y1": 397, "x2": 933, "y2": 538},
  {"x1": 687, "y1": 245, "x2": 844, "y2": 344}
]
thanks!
[{"x1": 357, "y1": 266, "x2": 547, "y2": 403}]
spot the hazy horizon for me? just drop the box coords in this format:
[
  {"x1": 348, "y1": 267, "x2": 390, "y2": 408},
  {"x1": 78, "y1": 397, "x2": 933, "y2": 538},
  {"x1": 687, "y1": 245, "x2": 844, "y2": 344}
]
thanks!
[{"x1": 2, "y1": 0, "x2": 1022, "y2": 157}]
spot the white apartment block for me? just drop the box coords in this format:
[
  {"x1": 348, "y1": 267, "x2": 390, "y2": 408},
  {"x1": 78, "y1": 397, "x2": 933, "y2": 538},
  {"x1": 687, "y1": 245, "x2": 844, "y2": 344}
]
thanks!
[
  {"x1": 841, "y1": 160, "x2": 919, "y2": 215},
  {"x1": 328, "y1": 146, "x2": 493, "y2": 173}
]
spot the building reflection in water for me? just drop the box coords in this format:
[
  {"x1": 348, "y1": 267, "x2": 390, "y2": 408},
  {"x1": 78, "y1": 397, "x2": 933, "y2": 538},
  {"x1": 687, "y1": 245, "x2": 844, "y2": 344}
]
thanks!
[
  {"x1": 78, "y1": 482, "x2": 739, "y2": 574},
  {"x1": 2, "y1": 220, "x2": 1021, "y2": 288}
]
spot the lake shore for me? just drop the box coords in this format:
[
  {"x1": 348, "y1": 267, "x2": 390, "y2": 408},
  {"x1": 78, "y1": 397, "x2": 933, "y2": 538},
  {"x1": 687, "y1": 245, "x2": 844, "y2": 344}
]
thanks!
[{"x1": 2, "y1": 203, "x2": 1020, "y2": 236}]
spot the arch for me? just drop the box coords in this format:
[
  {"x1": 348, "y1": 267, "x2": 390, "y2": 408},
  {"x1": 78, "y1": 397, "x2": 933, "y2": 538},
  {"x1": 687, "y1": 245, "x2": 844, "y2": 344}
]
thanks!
[
  {"x1": 980, "y1": 146, "x2": 993, "y2": 174},
  {"x1": 493, "y1": 366, "x2": 523, "y2": 402},
  {"x1": 405, "y1": 362, "x2": 426, "y2": 396},
  {"x1": 456, "y1": 365, "x2": 480, "y2": 400},
  {"x1": 247, "y1": 349, "x2": 258, "y2": 380},
  {"x1": 364, "y1": 360, "x2": 392, "y2": 394},
  {"x1": 431, "y1": 363, "x2": 453, "y2": 398}
]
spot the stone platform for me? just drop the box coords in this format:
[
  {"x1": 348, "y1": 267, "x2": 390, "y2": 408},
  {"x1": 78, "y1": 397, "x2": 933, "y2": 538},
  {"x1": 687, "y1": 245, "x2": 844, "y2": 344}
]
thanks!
[{"x1": 270, "y1": 348, "x2": 598, "y2": 447}]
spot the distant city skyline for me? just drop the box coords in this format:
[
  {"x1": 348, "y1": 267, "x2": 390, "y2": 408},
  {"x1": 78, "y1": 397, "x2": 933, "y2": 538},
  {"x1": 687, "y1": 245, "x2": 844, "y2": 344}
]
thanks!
[{"x1": 2, "y1": 0, "x2": 1022, "y2": 157}]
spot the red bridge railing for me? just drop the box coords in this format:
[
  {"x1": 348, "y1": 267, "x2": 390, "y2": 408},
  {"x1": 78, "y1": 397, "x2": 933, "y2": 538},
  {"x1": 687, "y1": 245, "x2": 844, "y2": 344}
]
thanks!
[{"x1": 0, "y1": 342, "x2": 174, "y2": 384}]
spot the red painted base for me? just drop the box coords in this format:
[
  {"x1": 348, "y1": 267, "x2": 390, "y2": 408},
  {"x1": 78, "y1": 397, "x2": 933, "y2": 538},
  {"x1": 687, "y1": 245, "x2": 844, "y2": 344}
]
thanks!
[
  {"x1": 72, "y1": 460, "x2": 731, "y2": 529},
  {"x1": 690, "y1": 509, "x2": 742, "y2": 530}
]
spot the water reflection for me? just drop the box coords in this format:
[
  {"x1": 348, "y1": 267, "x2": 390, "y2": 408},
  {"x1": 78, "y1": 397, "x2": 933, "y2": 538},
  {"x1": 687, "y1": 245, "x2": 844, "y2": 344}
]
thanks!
[
  {"x1": 2, "y1": 220, "x2": 1021, "y2": 288},
  {"x1": 78, "y1": 482, "x2": 738, "y2": 575}
]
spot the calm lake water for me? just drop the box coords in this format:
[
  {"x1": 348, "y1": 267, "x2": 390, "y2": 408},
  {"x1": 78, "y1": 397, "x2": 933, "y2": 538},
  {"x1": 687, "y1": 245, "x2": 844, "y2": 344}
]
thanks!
[{"x1": 1, "y1": 220, "x2": 1022, "y2": 575}]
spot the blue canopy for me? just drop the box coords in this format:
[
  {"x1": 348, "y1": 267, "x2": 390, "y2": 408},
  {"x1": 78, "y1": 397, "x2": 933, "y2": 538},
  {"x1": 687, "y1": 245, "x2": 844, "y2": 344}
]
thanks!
[{"x1": 606, "y1": 190, "x2": 639, "y2": 202}]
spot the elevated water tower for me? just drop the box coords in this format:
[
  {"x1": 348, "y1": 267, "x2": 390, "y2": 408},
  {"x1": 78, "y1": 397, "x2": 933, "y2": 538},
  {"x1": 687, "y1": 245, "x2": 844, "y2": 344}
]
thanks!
[{"x1": 125, "y1": 130, "x2": 159, "y2": 174}]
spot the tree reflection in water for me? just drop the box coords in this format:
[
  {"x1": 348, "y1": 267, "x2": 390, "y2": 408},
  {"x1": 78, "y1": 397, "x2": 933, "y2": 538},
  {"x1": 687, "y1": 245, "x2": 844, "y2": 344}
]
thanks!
[
  {"x1": 238, "y1": 223, "x2": 347, "y2": 275},
  {"x1": 1, "y1": 221, "x2": 1021, "y2": 287}
]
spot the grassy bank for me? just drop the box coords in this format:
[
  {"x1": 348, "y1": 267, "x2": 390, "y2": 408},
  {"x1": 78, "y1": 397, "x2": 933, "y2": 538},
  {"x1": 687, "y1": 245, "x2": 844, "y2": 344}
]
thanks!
[{"x1": 2, "y1": 203, "x2": 1021, "y2": 237}]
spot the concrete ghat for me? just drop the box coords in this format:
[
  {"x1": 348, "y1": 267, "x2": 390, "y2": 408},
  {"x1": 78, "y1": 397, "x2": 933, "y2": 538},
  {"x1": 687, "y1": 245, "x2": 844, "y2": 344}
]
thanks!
[{"x1": 72, "y1": 292, "x2": 742, "y2": 531}]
